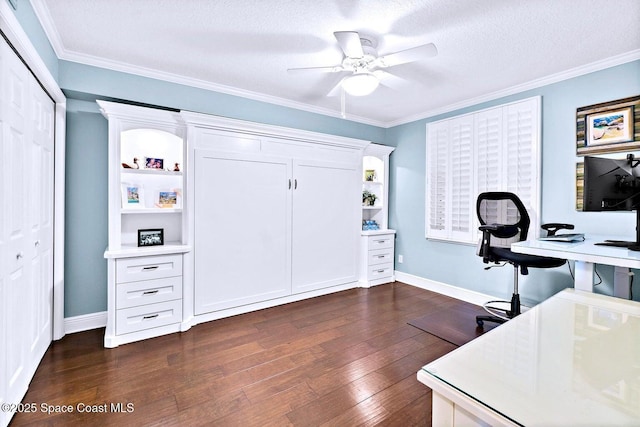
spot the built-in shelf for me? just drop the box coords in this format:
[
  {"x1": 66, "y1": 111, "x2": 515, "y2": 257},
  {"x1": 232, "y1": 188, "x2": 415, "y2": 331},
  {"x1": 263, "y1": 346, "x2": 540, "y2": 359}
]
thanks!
[
  {"x1": 122, "y1": 208, "x2": 182, "y2": 214},
  {"x1": 104, "y1": 243, "x2": 191, "y2": 259},
  {"x1": 362, "y1": 206, "x2": 382, "y2": 210},
  {"x1": 122, "y1": 168, "x2": 182, "y2": 176}
]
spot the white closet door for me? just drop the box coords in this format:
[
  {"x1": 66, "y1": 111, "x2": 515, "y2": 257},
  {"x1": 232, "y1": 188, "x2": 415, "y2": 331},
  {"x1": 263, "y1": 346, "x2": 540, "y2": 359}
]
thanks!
[
  {"x1": 0, "y1": 36, "x2": 54, "y2": 424},
  {"x1": 1, "y1": 36, "x2": 30, "y2": 412},
  {"x1": 194, "y1": 150, "x2": 292, "y2": 314},
  {"x1": 26, "y1": 73, "x2": 54, "y2": 366},
  {"x1": 291, "y1": 159, "x2": 359, "y2": 293}
]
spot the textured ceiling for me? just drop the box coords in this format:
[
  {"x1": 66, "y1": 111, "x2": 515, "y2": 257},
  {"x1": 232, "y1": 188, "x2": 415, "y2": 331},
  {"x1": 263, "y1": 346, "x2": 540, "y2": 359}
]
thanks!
[{"x1": 32, "y1": 0, "x2": 640, "y2": 127}]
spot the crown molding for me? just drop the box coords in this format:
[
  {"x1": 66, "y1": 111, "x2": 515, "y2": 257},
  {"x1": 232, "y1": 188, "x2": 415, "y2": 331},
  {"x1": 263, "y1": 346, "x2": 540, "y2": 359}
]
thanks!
[{"x1": 386, "y1": 49, "x2": 640, "y2": 128}]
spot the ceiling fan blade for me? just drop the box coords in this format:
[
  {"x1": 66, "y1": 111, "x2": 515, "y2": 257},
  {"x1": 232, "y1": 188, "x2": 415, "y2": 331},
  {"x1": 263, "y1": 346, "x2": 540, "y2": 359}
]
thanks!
[
  {"x1": 287, "y1": 65, "x2": 344, "y2": 73},
  {"x1": 373, "y1": 70, "x2": 408, "y2": 90},
  {"x1": 378, "y1": 43, "x2": 438, "y2": 68},
  {"x1": 334, "y1": 31, "x2": 364, "y2": 58},
  {"x1": 327, "y1": 78, "x2": 345, "y2": 97}
]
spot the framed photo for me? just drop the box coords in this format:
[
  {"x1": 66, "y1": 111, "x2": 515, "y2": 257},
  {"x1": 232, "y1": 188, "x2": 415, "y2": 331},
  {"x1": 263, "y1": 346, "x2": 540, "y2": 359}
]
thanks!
[
  {"x1": 145, "y1": 157, "x2": 164, "y2": 170},
  {"x1": 121, "y1": 183, "x2": 144, "y2": 208},
  {"x1": 364, "y1": 169, "x2": 377, "y2": 182},
  {"x1": 576, "y1": 95, "x2": 640, "y2": 155},
  {"x1": 138, "y1": 228, "x2": 164, "y2": 247},
  {"x1": 156, "y1": 190, "x2": 178, "y2": 208}
]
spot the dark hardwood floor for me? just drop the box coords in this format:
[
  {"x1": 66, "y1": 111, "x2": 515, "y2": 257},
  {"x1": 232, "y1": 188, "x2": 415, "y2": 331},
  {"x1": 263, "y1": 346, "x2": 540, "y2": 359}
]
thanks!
[{"x1": 11, "y1": 282, "x2": 475, "y2": 426}]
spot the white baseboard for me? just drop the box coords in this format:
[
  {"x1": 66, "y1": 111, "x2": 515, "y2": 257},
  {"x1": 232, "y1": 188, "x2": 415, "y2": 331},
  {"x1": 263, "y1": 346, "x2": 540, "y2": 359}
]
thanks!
[
  {"x1": 64, "y1": 311, "x2": 107, "y2": 334},
  {"x1": 61, "y1": 275, "x2": 493, "y2": 336},
  {"x1": 394, "y1": 271, "x2": 497, "y2": 307}
]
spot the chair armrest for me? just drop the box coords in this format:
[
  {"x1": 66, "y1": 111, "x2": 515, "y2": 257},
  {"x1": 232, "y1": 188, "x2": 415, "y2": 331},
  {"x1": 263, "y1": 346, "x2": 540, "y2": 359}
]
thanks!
[{"x1": 541, "y1": 223, "x2": 574, "y2": 236}]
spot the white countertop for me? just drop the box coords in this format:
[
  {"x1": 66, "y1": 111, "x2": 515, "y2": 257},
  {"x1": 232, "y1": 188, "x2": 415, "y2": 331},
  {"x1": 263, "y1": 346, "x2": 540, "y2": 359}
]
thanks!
[{"x1": 419, "y1": 289, "x2": 640, "y2": 426}]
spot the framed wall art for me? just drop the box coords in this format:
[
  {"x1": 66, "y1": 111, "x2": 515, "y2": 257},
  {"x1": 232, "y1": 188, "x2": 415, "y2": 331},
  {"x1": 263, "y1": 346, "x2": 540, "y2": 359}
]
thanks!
[{"x1": 576, "y1": 95, "x2": 640, "y2": 155}]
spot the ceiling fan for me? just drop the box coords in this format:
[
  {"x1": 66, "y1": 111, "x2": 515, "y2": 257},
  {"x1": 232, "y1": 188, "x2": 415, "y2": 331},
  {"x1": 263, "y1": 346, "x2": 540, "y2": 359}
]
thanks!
[{"x1": 288, "y1": 31, "x2": 438, "y2": 97}]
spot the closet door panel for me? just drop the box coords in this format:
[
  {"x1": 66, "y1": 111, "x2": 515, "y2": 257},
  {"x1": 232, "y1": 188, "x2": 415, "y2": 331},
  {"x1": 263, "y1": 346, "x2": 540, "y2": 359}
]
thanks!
[
  {"x1": 194, "y1": 150, "x2": 291, "y2": 314},
  {"x1": 1, "y1": 39, "x2": 30, "y2": 413},
  {"x1": 292, "y1": 159, "x2": 359, "y2": 293},
  {"x1": 27, "y1": 78, "x2": 54, "y2": 363}
]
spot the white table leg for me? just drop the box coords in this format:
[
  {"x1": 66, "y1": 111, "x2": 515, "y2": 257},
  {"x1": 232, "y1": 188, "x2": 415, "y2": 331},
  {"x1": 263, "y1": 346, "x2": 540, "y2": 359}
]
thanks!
[
  {"x1": 574, "y1": 261, "x2": 595, "y2": 292},
  {"x1": 613, "y1": 266, "x2": 632, "y2": 299}
]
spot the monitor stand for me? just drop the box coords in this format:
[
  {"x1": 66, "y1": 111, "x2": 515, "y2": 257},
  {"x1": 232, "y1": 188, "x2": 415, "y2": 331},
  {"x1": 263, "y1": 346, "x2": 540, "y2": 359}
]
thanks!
[{"x1": 595, "y1": 209, "x2": 640, "y2": 251}]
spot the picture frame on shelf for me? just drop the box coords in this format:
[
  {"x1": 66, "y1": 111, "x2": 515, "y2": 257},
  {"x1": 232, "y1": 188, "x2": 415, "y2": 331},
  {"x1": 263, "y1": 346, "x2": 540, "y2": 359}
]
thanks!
[
  {"x1": 145, "y1": 157, "x2": 164, "y2": 169},
  {"x1": 155, "y1": 189, "x2": 180, "y2": 208},
  {"x1": 364, "y1": 169, "x2": 377, "y2": 182},
  {"x1": 137, "y1": 228, "x2": 164, "y2": 247},
  {"x1": 121, "y1": 183, "x2": 144, "y2": 208}
]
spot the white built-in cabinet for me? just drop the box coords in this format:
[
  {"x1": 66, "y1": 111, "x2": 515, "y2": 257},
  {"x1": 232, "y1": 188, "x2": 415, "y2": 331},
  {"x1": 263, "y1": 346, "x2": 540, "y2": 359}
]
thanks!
[
  {"x1": 183, "y1": 113, "x2": 367, "y2": 323},
  {"x1": 99, "y1": 101, "x2": 191, "y2": 348},
  {"x1": 360, "y1": 143, "x2": 396, "y2": 287},
  {"x1": 1, "y1": 37, "x2": 55, "y2": 427},
  {"x1": 100, "y1": 102, "x2": 394, "y2": 344}
]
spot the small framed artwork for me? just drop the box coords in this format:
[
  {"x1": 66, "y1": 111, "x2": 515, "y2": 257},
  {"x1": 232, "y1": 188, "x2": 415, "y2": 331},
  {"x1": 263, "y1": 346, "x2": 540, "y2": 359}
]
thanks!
[
  {"x1": 576, "y1": 95, "x2": 640, "y2": 155},
  {"x1": 121, "y1": 183, "x2": 144, "y2": 208},
  {"x1": 138, "y1": 228, "x2": 164, "y2": 247},
  {"x1": 364, "y1": 169, "x2": 377, "y2": 182},
  {"x1": 156, "y1": 190, "x2": 178, "y2": 208},
  {"x1": 145, "y1": 157, "x2": 164, "y2": 170}
]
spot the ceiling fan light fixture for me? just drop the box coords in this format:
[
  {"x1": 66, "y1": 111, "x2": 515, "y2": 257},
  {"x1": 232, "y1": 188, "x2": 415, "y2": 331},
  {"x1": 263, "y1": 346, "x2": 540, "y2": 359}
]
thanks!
[{"x1": 342, "y1": 72, "x2": 379, "y2": 96}]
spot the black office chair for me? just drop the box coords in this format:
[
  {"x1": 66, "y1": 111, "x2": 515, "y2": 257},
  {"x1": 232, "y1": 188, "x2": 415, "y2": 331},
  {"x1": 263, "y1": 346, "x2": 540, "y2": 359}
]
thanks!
[{"x1": 476, "y1": 192, "x2": 567, "y2": 327}]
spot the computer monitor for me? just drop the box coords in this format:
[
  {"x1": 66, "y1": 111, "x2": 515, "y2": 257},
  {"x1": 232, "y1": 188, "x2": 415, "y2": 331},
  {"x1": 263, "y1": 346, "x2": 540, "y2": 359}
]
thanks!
[{"x1": 583, "y1": 154, "x2": 640, "y2": 250}]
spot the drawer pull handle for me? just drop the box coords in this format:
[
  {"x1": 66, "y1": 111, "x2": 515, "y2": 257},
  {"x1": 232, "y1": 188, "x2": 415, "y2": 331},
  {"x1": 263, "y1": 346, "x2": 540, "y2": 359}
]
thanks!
[
  {"x1": 377, "y1": 255, "x2": 386, "y2": 258},
  {"x1": 142, "y1": 290, "x2": 159, "y2": 295},
  {"x1": 377, "y1": 269, "x2": 385, "y2": 273},
  {"x1": 143, "y1": 314, "x2": 159, "y2": 320},
  {"x1": 375, "y1": 240, "x2": 386, "y2": 244},
  {"x1": 143, "y1": 266, "x2": 159, "y2": 271}
]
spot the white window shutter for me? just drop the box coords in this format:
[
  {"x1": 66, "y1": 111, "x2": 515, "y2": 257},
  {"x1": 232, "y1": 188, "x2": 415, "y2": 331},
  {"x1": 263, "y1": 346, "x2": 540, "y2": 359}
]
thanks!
[
  {"x1": 426, "y1": 122, "x2": 448, "y2": 239},
  {"x1": 449, "y1": 116, "x2": 474, "y2": 241},
  {"x1": 426, "y1": 96, "x2": 540, "y2": 244}
]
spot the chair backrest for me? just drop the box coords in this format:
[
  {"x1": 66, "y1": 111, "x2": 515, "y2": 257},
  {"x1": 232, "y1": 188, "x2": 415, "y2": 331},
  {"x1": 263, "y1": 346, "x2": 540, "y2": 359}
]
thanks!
[{"x1": 477, "y1": 192, "x2": 530, "y2": 248}]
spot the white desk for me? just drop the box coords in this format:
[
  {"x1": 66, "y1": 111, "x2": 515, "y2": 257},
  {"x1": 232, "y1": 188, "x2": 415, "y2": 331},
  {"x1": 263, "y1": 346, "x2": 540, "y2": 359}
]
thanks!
[
  {"x1": 417, "y1": 289, "x2": 640, "y2": 426},
  {"x1": 511, "y1": 234, "x2": 640, "y2": 299}
]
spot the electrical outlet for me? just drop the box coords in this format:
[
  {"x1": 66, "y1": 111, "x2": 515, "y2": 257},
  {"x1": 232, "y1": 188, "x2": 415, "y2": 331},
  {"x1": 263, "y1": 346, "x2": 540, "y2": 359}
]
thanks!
[{"x1": 398, "y1": 254, "x2": 403, "y2": 263}]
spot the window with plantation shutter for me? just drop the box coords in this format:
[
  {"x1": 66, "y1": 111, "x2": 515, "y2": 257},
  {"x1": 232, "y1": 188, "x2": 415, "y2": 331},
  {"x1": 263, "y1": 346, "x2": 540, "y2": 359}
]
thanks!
[{"x1": 426, "y1": 96, "x2": 541, "y2": 244}]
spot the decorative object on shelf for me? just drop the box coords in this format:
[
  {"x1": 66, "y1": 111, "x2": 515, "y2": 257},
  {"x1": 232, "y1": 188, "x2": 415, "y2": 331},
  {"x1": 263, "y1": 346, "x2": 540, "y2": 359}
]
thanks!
[
  {"x1": 362, "y1": 190, "x2": 377, "y2": 206},
  {"x1": 145, "y1": 157, "x2": 164, "y2": 169},
  {"x1": 576, "y1": 95, "x2": 640, "y2": 155},
  {"x1": 156, "y1": 190, "x2": 179, "y2": 208},
  {"x1": 137, "y1": 228, "x2": 164, "y2": 247},
  {"x1": 121, "y1": 183, "x2": 144, "y2": 208},
  {"x1": 362, "y1": 220, "x2": 379, "y2": 230},
  {"x1": 364, "y1": 169, "x2": 376, "y2": 182},
  {"x1": 173, "y1": 163, "x2": 180, "y2": 172},
  {"x1": 122, "y1": 157, "x2": 139, "y2": 169}
]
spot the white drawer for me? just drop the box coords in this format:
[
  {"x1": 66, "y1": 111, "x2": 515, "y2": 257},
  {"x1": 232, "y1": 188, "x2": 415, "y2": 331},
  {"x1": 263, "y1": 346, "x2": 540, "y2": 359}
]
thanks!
[
  {"x1": 116, "y1": 299, "x2": 182, "y2": 335},
  {"x1": 368, "y1": 235, "x2": 394, "y2": 250},
  {"x1": 368, "y1": 263, "x2": 394, "y2": 280},
  {"x1": 116, "y1": 254, "x2": 182, "y2": 283},
  {"x1": 117, "y1": 276, "x2": 183, "y2": 309},
  {"x1": 368, "y1": 248, "x2": 393, "y2": 266}
]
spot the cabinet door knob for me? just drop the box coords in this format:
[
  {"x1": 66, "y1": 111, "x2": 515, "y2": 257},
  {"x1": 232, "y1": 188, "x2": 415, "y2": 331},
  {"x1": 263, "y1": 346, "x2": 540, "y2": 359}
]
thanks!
[
  {"x1": 34, "y1": 240, "x2": 40, "y2": 247},
  {"x1": 294, "y1": 179, "x2": 298, "y2": 189},
  {"x1": 288, "y1": 179, "x2": 292, "y2": 189},
  {"x1": 16, "y1": 252, "x2": 24, "y2": 260}
]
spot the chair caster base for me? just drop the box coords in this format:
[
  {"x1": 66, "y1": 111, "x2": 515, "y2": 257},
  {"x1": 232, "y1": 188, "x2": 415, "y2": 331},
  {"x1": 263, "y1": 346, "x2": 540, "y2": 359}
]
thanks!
[{"x1": 476, "y1": 315, "x2": 507, "y2": 328}]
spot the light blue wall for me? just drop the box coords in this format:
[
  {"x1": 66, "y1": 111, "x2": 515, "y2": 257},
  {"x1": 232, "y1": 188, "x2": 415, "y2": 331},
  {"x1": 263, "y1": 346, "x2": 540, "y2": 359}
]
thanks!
[{"x1": 386, "y1": 60, "x2": 640, "y2": 305}]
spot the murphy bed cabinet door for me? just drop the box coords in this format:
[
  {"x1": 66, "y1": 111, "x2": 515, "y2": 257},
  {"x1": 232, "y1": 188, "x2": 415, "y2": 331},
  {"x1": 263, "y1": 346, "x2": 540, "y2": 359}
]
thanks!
[
  {"x1": 194, "y1": 150, "x2": 292, "y2": 315},
  {"x1": 291, "y1": 159, "x2": 360, "y2": 293}
]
